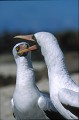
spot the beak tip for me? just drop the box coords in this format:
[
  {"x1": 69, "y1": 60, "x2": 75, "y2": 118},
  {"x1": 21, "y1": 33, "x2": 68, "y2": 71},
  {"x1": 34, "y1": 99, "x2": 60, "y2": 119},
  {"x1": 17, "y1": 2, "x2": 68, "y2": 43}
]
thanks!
[{"x1": 13, "y1": 36, "x2": 18, "y2": 38}]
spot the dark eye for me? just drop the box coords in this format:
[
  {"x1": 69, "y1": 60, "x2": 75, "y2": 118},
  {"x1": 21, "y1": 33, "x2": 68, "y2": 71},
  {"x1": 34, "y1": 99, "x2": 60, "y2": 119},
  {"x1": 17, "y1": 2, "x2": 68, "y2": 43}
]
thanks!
[
  {"x1": 32, "y1": 35, "x2": 36, "y2": 41},
  {"x1": 16, "y1": 46, "x2": 19, "y2": 51},
  {"x1": 25, "y1": 44, "x2": 29, "y2": 49}
]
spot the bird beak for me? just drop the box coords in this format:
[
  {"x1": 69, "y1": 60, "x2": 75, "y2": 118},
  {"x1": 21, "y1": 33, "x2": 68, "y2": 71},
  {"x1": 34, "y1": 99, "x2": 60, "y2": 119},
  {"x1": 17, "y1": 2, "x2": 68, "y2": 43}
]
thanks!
[
  {"x1": 14, "y1": 35, "x2": 35, "y2": 41},
  {"x1": 14, "y1": 34, "x2": 38, "y2": 54},
  {"x1": 18, "y1": 45, "x2": 37, "y2": 55}
]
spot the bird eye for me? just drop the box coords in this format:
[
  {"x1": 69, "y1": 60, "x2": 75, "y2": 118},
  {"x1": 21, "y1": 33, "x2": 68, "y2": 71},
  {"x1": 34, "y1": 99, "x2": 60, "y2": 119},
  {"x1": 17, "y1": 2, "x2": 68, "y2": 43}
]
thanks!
[
  {"x1": 32, "y1": 35, "x2": 36, "y2": 41},
  {"x1": 16, "y1": 46, "x2": 19, "y2": 51},
  {"x1": 25, "y1": 44, "x2": 29, "y2": 49}
]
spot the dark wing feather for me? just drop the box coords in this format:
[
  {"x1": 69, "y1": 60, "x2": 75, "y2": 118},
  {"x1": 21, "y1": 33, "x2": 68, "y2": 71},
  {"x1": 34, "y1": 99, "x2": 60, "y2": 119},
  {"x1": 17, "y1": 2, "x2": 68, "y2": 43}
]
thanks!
[
  {"x1": 58, "y1": 88, "x2": 79, "y2": 118},
  {"x1": 38, "y1": 91, "x2": 65, "y2": 120},
  {"x1": 44, "y1": 110, "x2": 66, "y2": 120},
  {"x1": 63, "y1": 104, "x2": 79, "y2": 118}
]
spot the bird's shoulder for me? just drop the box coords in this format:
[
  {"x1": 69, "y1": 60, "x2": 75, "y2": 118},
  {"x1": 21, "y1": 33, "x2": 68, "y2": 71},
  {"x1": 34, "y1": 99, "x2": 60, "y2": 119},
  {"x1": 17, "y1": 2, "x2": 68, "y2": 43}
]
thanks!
[
  {"x1": 11, "y1": 98, "x2": 16, "y2": 118},
  {"x1": 38, "y1": 92, "x2": 65, "y2": 120},
  {"x1": 38, "y1": 91, "x2": 56, "y2": 111}
]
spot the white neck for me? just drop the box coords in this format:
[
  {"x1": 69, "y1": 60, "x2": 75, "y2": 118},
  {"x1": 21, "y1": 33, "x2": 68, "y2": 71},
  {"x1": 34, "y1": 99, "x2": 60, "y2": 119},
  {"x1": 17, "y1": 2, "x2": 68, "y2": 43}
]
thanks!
[
  {"x1": 40, "y1": 38, "x2": 67, "y2": 74},
  {"x1": 40, "y1": 35, "x2": 74, "y2": 85},
  {"x1": 15, "y1": 57, "x2": 37, "y2": 92},
  {"x1": 35, "y1": 32, "x2": 66, "y2": 73},
  {"x1": 39, "y1": 35, "x2": 79, "y2": 92}
]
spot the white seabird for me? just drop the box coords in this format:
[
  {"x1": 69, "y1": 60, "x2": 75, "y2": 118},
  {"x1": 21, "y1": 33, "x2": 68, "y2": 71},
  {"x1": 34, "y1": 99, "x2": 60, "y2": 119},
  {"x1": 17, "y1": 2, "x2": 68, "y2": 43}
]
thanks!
[
  {"x1": 14, "y1": 32, "x2": 79, "y2": 119},
  {"x1": 11, "y1": 42, "x2": 63, "y2": 120}
]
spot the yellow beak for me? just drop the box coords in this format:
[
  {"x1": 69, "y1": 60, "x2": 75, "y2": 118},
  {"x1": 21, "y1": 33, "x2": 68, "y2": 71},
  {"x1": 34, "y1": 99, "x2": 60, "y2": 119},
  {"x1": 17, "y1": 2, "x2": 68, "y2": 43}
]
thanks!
[
  {"x1": 14, "y1": 34, "x2": 37, "y2": 54},
  {"x1": 18, "y1": 45, "x2": 37, "y2": 55}
]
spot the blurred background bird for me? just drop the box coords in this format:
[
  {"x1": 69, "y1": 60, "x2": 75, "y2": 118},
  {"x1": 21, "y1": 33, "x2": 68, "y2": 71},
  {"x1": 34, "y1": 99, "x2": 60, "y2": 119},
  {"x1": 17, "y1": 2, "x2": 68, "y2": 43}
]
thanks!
[{"x1": 0, "y1": 0, "x2": 78, "y2": 120}]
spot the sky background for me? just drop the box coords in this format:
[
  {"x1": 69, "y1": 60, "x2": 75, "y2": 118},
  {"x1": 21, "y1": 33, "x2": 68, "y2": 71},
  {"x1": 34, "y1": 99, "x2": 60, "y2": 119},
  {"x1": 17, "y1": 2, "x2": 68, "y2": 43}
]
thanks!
[{"x1": 0, "y1": 0, "x2": 78, "y2": 34}]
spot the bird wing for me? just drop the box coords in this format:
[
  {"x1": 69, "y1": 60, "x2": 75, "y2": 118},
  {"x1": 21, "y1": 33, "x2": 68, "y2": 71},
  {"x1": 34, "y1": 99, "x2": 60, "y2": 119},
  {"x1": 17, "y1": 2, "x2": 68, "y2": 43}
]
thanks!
[
  {"x1": 51, "y1": 95, "x2": 78, "y2": 119},
  {"x1": 11, "y1": 98, "x2": 16, "y2": 118},
  {"x1": 38, "y1": 92, "x2": 57, "y2": 112},
  {"x1": 58, "y1": 88, "x2": 79, "y2": 118},
  {"x1": 38, "y1": 92, "x2": 65, "y2": 119},
  {"x1": 58, "y1": 88, "x2": 79, "y2": 108}
]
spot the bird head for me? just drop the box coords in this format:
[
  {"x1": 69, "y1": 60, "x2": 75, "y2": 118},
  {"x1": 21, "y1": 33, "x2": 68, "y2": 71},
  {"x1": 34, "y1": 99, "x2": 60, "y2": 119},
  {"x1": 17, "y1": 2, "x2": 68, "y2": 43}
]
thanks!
[
  {"x1": 12, "y1": 42, "x2": 29, "y2": 60},
  {"x1": 12, "y1": 42, "x2": 37, "y2": 60},
  {"x1": 13, "y1": 32, "x2": 55, "y2": 49},
  {"x1": 13, "y1": 32, "x2": 57, "y2": 61}
]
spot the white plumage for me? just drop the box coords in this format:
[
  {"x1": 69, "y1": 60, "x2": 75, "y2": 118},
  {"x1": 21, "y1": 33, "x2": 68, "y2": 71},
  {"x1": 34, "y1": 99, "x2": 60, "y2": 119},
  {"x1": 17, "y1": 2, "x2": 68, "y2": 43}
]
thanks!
[
  {"x1": 14, "y1": 32, "x2": 79, "y2": 119},
  {"x1": 33, "y1": 32, "x2": 79, "y2": 119},
  {"x1": 11, "y1": 42, "x2": 59, "y2": 120}
]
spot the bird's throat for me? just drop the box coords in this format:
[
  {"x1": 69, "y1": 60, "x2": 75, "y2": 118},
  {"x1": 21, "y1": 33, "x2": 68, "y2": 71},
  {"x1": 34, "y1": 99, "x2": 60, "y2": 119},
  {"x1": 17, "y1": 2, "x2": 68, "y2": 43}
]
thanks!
[{"x1": 15, "y1": 57, "x2": 36, "y2": 92}]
